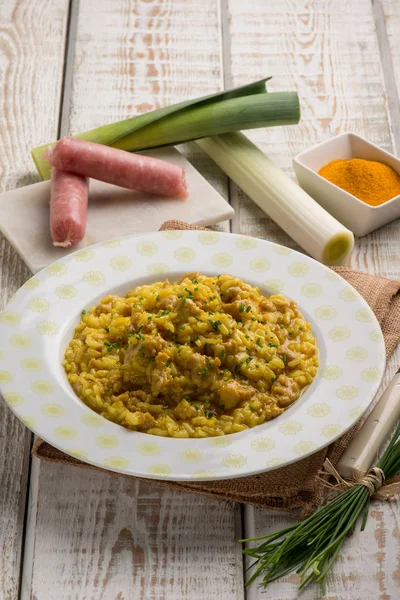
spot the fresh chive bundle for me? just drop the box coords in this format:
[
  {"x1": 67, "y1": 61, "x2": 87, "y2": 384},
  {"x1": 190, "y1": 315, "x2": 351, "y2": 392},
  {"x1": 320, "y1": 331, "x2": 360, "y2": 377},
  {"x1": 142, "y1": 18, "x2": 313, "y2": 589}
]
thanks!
[
  {"x1": 240, "y1": 421, "x2": 400, "y2": 594},
  {"x1": 31, "y1": 78, "x2": 300, "y2": 180}
]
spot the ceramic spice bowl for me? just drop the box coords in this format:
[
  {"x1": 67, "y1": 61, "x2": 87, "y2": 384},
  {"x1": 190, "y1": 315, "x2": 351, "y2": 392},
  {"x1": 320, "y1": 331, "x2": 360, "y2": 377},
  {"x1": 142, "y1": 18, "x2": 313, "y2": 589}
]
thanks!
[{"x1": 293, "y1": 133, "x2": 400, "y2": 237}]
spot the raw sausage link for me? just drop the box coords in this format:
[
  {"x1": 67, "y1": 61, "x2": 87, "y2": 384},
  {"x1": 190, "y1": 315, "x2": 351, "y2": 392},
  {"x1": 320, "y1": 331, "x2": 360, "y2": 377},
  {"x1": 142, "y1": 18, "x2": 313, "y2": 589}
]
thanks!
[
  {"x1": 50, "y1": 168, "x2": 88, "y2": 247},
  {"x1": 48, "y1": 137, "x2": 188, "y2": 198}
]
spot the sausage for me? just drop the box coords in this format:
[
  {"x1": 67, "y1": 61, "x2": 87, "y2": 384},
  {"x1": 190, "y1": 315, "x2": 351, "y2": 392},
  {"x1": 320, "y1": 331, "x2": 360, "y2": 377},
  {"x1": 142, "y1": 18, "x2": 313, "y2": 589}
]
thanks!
[
  {"x1": 48, "y1": 137, "x2": 188, "y2": 198},
  {"x1": 50, "y1": 168, "x2": 88, "y2": 247}
]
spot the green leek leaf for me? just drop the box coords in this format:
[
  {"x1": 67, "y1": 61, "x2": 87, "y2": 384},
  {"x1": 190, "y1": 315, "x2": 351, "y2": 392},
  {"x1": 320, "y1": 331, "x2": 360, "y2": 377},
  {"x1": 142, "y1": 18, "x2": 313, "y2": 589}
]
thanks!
[{"x1": 31, "y1": 77, "x2": 300, "y2": 180}]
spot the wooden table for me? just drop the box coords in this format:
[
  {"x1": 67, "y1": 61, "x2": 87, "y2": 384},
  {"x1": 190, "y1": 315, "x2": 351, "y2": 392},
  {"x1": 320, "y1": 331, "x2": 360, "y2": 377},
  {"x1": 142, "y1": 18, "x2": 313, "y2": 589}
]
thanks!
[{"x1": 1, "y1": 1, "x2": 400, "y2": 598}]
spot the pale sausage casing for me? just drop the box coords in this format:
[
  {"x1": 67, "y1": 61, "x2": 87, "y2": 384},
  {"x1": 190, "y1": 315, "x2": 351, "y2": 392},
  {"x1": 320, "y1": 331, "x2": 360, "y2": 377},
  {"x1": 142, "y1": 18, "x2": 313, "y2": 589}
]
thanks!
[
  {"x1": 48, "y1": 137, "x2": 188, "y2": 198},
  {"x1": 50, "y1": 168, "x2": 88, "y2": 247}
]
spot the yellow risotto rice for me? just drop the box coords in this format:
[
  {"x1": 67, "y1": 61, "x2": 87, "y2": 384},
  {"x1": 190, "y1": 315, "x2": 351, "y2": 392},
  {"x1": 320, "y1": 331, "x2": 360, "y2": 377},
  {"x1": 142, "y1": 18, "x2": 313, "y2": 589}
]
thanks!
[{"x1": 63, "y1": 273, "x2": 319, "y2": 438}]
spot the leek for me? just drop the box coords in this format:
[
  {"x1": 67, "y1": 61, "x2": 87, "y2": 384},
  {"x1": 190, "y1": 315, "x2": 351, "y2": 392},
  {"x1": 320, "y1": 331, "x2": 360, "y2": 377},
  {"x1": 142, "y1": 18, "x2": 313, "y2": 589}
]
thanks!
[
  {"x1": 196, "y1": 133, "x2": 354, "y2": 266},
  {"x1": 31, "y1": 78, "x2": 300, "y2": 180}
]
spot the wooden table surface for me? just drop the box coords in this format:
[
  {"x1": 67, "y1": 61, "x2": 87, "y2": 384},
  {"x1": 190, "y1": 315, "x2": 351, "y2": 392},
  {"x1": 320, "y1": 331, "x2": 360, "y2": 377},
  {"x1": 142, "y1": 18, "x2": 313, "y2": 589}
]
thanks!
[{"x1": 1, "y1": 1, "x2": 400, "y2": 598}]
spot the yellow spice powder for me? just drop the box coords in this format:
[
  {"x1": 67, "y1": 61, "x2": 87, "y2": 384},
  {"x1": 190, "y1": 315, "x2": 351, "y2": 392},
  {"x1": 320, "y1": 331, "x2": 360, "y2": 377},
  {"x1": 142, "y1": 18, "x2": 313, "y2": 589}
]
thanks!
[{"x1": 318, "y1": 158, "x2": 400, "y2": 206}]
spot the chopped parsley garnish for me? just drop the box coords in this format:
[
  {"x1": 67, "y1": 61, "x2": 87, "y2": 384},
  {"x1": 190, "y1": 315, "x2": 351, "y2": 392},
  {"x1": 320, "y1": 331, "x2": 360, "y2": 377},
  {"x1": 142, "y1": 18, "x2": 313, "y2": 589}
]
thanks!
[
  {"x1": 280, "y1": 325, "x2": 284, "y2": 329},
  {"x1": 198, "y1": 367, "x2": 210, "y2": 378},
  {"x1": 282, "y1": 355, "x2": 287, "y2": 363},
  {"x1": 289, "y1": 331, "x2": 293, "y2": 336},
  {"x1": 256, "y1": 338, "x2": 263, "y2": 347},
  {"x1": 239, "y1": 304, "x2": 245, "y2": 313},
  {"x1": 208, "y1": 319, "x2": 222, "y2": 332},
  {"x1": 205, "y1": 410, "x2": 213, "y2": 419},
  {"x1": 194, "y1": 287, "x2": 198, "y2": 292},
  {"x1": 271, "y1": 376, "x2": 277, "y2": 384},
  {"x1": 156, "y1": 295, "x2": 160, "y2": 301},
  {"x1": 268, "y1": 343, "x2": 278, "y2": 348},
  {"x1": 251, "y1": 317, "x2": 256, "y2": 321},
  {"x1": 193, "y1": 278, "x2": 199, "y2": 284},
  {"x1": 104, "y1": 327, "x2": 109, "y2": 332},
  {"x1": 104, "y1": 341, "x2": 118, "y2": 352},
  {"x1": 220, "y1": 349, "x2": 225, "y2": 359},
  {"x1": 246, "y1": 305, "x2": 252, "y2": 313},
  {"x1": 81, "y1": 309, "x2": 86, "y2": 315},
  {"x1": 249, "y1": 405, "x2": 254, "y2": 412},
  {"x1": 179, "y1": 325, "x2": 185, "y2": 330}
]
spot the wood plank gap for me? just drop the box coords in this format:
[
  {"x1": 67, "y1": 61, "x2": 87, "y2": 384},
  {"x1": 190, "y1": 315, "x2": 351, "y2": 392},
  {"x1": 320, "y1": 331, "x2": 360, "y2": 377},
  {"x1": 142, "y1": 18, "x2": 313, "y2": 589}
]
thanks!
[
  {"x1": 19, "y1": 456, "x2": 40, "y2": 600},
  {"x1": 57, "y1": 0, "x2": 79, "y2": 138},
  {"x1": 219, "y1": 0, "x2": 239, "y2": 234},
  {"x1": 372, "y1": 0, "x2": 400, "y2": 152}
]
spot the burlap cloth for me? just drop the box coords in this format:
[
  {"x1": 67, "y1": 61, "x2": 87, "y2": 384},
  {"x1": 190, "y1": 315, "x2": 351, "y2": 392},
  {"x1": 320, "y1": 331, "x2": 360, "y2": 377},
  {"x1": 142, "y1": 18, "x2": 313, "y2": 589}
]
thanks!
[{"x1": 33, "y1": 220, "x2": 400, "y2": 515}]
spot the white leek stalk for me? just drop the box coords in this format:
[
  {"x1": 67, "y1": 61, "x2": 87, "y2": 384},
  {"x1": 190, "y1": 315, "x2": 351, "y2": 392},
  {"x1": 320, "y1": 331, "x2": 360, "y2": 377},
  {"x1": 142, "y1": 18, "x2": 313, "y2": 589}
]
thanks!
[{"x1": 197, "y1": 133, "x2": 354, "y2": 265}]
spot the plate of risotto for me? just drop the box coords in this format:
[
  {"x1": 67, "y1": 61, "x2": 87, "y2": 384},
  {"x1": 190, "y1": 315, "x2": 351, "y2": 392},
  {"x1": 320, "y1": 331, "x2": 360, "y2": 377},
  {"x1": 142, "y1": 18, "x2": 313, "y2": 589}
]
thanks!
[{"x1": 0, "y1": 231, "x2": 385, "y2": 480}]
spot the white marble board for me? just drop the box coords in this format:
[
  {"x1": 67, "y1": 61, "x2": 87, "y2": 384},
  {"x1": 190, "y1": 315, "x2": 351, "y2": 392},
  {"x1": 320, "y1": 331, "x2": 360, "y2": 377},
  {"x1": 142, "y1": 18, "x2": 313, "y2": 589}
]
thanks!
[{"x1": 0, "y1": 146, "x2": 234, "y2": 273}]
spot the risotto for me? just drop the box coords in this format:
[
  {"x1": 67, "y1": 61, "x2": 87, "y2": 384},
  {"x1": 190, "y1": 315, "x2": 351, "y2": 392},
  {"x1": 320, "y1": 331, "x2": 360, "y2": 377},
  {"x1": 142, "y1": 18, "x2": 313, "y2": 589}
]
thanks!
[{"x1": 63, "y1": 273, "x2": 319, "y2": 438}]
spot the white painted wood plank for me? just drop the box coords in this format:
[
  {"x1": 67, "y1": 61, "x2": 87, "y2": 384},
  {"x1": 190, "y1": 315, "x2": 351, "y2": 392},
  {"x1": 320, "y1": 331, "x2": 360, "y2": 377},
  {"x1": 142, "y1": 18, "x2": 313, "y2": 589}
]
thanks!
[
  {"x1": 23, "y1": 1, "x2": 243, "y2": 599},
  {"x1": 25, "y1": 460, "x2": 243, "y2": 600},
  {"x1": 224, "y1": 0, "x2": 400, "y2": 598},
  {"x1": 378, "y1": 0, "x2": 400, "y2": 152},
  {"x1": 0, "y1": 1, "x2": 69, "y2": 598}
]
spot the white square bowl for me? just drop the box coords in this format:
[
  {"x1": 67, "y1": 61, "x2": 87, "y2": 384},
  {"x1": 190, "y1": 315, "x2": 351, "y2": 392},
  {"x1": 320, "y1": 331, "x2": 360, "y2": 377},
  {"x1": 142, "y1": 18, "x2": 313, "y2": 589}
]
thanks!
[{"x1": 293, "y1": 133, "x2": 400, "y2": 237}]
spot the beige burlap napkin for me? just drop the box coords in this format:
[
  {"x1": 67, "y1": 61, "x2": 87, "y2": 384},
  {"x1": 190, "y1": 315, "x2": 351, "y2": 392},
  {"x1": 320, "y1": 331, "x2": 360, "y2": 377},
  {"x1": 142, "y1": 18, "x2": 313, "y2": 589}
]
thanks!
[{"x1": 33, "y1": 220, "x2": 400, "y2": 515}]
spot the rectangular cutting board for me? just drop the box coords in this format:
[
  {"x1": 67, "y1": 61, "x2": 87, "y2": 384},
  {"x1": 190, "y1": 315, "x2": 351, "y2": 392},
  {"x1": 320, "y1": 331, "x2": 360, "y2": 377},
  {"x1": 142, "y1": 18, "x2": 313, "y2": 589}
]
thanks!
[{"x1": 0, "y1": 147, "x2": 234, "y2": 273}]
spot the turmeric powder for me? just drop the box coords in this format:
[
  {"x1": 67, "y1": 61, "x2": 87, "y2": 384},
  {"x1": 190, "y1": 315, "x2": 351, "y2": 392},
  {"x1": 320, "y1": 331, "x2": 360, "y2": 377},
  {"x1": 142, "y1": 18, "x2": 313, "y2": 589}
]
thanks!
[{"x1": 318, "y1": 158, "x2": 400, "y2": 206}]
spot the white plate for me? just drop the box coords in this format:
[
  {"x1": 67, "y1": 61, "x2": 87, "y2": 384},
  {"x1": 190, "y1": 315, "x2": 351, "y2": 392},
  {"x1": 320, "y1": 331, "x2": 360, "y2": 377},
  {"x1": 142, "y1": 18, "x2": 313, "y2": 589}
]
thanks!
[
  {"x1": 0, "y1": 146, "x2": 234, "y2": 273},
  {"x1": 0, "y1": 231, "x2": 385, "y2": 481}
]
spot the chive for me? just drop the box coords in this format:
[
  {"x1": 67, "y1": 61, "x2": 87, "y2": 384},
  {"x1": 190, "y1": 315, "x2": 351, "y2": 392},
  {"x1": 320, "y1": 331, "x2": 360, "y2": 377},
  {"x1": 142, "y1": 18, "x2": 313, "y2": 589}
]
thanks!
[
  {"x1": 194, "y1": 287, "x2": 198, "y2": 292},
  {"x1": 220, "y1": 349, "x2": 225, "y2": 359},
  {"x1": 193, "y1": 279, "x2": 198, "y2": 284},
  {"x1": 81, "y1": 309, "x2": 86, "y2": 315},
  {"x1": 179, "y1": 325, "x2": 185, "y2": 330},
  {"x1": 148, "y1": 316, "x2": 152, "y2": 321},
  {"x1": 205, "y1": 410, "x2": 213, "y2": 419},
  {"x1": 280, "y1": 324, "x2": 284, "y2": 329},
  {"x1": 282, "y1": 355, "x2": 287, "y2": 363},
  {"x1": 246, "y1": 305, "x2": 251, "y2": 313},
  {"x1": 104, "y1": 327, "x2": 109, "y2": 332},
  {"x1": 249, "y1": 405, "x2": 254, "y2": 412},
  {"x1": 256, "y1": 338, "x2": 263, "y2": 347},
  {"x1": 156, "y1": 295, "x2": 160, "y2": 301},
  {"x1": 239, "y1": 304, "x2": 245, "y2": 313},
  {"x1": 251, "y1": 317, "x2": 256, "y2": 321},
  {"x1": 268, "y1": 343, "x2": 278, "y2": 348}
]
